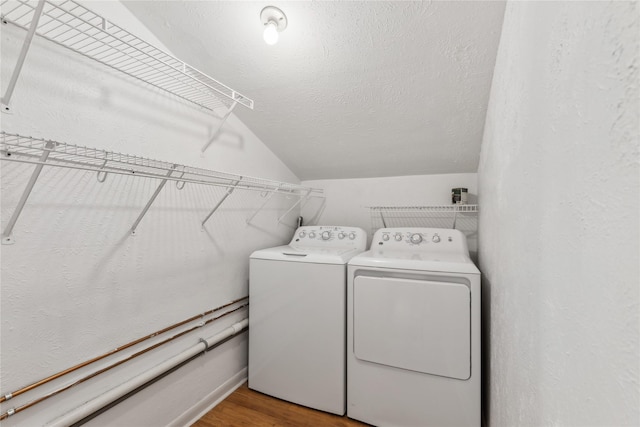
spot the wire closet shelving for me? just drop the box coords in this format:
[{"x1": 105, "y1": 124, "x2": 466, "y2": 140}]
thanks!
[
  {"x1": 369, "y1": 205, "x2": 478, "y2": 234},
  {"x1": 0, "y1": 0, "x2": 252, "y2": 151},
  {"x1": 1, "y1": 132, "x2": 323, "y2": 244}
]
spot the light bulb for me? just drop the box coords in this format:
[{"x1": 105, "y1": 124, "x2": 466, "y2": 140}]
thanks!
[{"x1": 263, "y1": 21, "x2": 279, "y2": 45}]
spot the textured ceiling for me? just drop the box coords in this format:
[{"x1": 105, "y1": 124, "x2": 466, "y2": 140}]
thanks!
[{"x1": 123, "y1": 1, "x2": 506, "y2": 180}]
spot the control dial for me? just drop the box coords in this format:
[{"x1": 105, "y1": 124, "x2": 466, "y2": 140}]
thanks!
[
  {"x1": 321, "y1": 231, "x2": 331, "y2": 240},
  {"x1": 349, "y1": 232, "x2": 356, "y2": 240},
  {"x1": 410, "y1": 233, "x2": 423, "y2": 244},
  {"x1": 394, "y1": 233, "x2": 403, "y2": 242},
  {"x1": 432, "y1": 234, "x2": 441, "y2": 243},
  {"x1": 382, "y1": 234, "x2": 390, "y2": 241},
  {"x1": 338, "y1": 232, "x2": 346, "y2": 239},
  {"x1": 309, "y1": 231, "x2": 316, "y2": 238}
]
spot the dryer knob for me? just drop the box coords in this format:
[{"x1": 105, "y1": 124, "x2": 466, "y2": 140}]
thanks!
[
  {"x1": 394, "y1": 233, "x2": 403, "y2": 242},
  {"x1": 338, "y1": 232, "x2": 346, "y2": 239},
  {"x1": 410, "y1": 233, "x2": 423, "y2": 244},
  {"x1": 298, "y1": 231, "x2": 306, "y2": 238},
  {"x1": 321, "y1": 231, "x2": 331, "y2": 240},
  {"x1": 309, "y1": 232, "x2": 316, "y2": 238},
  {"x1": 432, "y1": 234, "x2": 441, "y2": 243},
  {"x1": 382, "y1": 234, "x2": 390, "y2": 241},
  {"x1": 349, "y1": 232, "x2": 356, "y2": 240}
]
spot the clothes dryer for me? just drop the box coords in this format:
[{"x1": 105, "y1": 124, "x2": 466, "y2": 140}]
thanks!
[
  {"x1": 347, "y1": 228, "x2": 480, "y2": 426},
  {"x1": 249, "y1": 226, "x2": 366, "y2": 415}
]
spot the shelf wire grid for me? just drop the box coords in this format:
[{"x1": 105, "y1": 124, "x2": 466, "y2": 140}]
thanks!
[
  {"x1": 0, "y1": 0, "x2": 253, "y2": 111},
  {"x1": 369, "y1": 205, "x2": 478, "y2": 236},
  {"x1": 0, "y1": 132, "x2": 321, "y2": 196}
]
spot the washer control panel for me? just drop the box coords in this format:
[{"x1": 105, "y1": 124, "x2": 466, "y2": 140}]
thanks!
[
  {"x1": 372, "y1": 227, "x2": 468, "y2": 253},
  {"x1": 291, "y1": 226, "x2": 367, "y2": 249}
]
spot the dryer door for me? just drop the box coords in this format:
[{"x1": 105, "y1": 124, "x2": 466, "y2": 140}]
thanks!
[{"x1": 353, "y1": 276, "x2": 470, "y2": 380}]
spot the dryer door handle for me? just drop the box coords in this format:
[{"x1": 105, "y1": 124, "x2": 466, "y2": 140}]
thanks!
[{"x1": 282, "y1": 252, "x2": 307, "y2": 257}]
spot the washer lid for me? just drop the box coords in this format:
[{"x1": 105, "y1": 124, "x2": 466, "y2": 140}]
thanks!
[
  {"x1": 349, "y1": 249, "x2": 480, "y2": 274},
  {"x1": 251, "y1": 245, "x2": 363, "y2": 265}
]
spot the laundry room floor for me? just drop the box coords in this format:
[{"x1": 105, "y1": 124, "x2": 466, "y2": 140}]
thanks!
[{"x1": 192, "y1": 383, "x2": 370, "y2": 426}]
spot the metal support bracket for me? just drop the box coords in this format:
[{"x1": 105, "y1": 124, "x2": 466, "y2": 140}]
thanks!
[
  {"x1": 2, "y1": 140, "x2": 55, "y2": 245},
  {"x1": 277, "y1": 189, "x2": 312, "y2": 224},
  {"x1": 452, "y1": 208, "x2": 458, "y2": 229},
  {"x1": 1, "y1": 0, "x2": 46, "y2": 113},
  {"x1": 379, "y1": 211, "x2": 387, "y2": 228},
  {"x1": 246, "y1": 184, "x2": 282, "y2": 225},
  {"x1": 129, "y1": 166, "x2": 176, "y2": 235},
  {"x1": 201, "y1": 178, "x2": 241, "y2": 228},
  {"x1": 201, "y1": 100, "x2": 238, "y2": 153}
]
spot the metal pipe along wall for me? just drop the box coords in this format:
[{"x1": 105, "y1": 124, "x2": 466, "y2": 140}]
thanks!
[{"x1": 45, "y1": 318, "x2": 249, "y2": 427}]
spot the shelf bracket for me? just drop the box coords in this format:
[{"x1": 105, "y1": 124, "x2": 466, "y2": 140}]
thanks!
[
  {"x1": 379, "y1": 211, "x2": 387, "y2": 228},
  {"x1": 129, "y1": 166, "x2": 176, "y2": 235},
  {"x1": 201, "y1": 101, "x2": 238, "y2": 153},
  {"x1": 2, "y1": 140, "x2": 55, "y2": 244},
  {"x1": 201, "y1": 178, "x2": 241, "y2": 228},
  {"x1": 1, "y1": 0, "x2": 46, "y2": 113},
  {"x1": 452, "y1": 208, "x2": 459, "y2": 229},
  {"x1": 246, "y1": 184, "x2": 282, "y2": 225},
  {"x1": 277, "y1": 189, "x2": 312, "y2": 224}
]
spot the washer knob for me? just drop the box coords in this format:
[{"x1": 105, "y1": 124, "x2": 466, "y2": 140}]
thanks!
[
  {"x1": 298, "y1": 231, "x2": 306, "y2": 238},
  {"x1": 394, "y1": 233, "x2": 403, "y2": 241},
  {"x1": 309, "y1": 231, "x2": 316, "y2": 238},
  {"x1": 432, "y1": 234, "x2": 441, "y2": 243},
  {"x1": 338, "y1": 232, "x2": 346, "y2": 239},
  {"x1": 349, "y1": 232, "x2": 356, "y2": 240},
  {"x1": 410, "y1": 233, "x2": 423, "y2": 244},
  {"x1": 321, "y1": 231, "x2": 331, "y2": 240},
  {"x1": 382, "y1": 234, "x2": 390, "y2": 241}
]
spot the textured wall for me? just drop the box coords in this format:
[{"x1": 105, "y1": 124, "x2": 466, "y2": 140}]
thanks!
[
  {"x1": 0, "y1": 2, "x2": 301, "y2": 426},
  {"x1": 300, "y1": 173, "x2": 478, "y2": 255},
  {"x1": 478, "y1": 2, "x2": 639, "y2": 426}
]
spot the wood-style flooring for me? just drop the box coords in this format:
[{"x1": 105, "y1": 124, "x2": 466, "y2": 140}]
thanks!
[{"x1": 192, "y1": 383, "x2": 370, "y2": 427}]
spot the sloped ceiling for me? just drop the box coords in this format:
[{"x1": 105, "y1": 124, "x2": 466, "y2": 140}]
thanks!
[{"x1": 123, "y1": 1, "x2": 506, "y2": 180}]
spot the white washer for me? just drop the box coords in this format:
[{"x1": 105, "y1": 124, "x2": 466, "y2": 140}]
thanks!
[
  {"x1": 347, "y1": 227, "x2": 481, "y2": 427},
  {"x1": 249, "y1": 226, "x2": 367, "y2": 415}
]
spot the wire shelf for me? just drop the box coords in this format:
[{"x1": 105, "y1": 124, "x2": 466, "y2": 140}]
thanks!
[
  {"x1": 369, "y1": 205, "x2": 478, "y2": 235},
  {"x1": 0, "y1": 0, "x2": 253, "y2": 111},
  {"x1": 0, "y1": 131, "x2": 319, "y2": 196}
]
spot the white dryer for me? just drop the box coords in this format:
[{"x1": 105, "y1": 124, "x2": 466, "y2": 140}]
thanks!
[
  {"x1": 347, "y1": 227, "x2": 480, "y2": 427},
  {"x1": 249, "y1": 226, "x2": 366, "y2": 415}
]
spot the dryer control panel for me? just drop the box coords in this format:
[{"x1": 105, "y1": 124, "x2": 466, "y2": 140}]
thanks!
[
  {"x1": 291, "y1": 226, "x2": 366, "y2": 250},
  {"x1": 372, "y1": 227, "x2": 468, "y2": 253}
]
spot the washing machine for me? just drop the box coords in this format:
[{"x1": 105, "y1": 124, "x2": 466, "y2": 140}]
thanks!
[
  {"x1": 347, "y1": 227, "x2": 480, "y2": 426},
  {"x1": 249, "y1": 225, "x2": 367, "y2": 415}
]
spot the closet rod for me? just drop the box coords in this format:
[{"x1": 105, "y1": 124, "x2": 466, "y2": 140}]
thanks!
[
  {"x1": 3, "y1": 156, "x2": 320, "y2": 196},
  {"x1": 0, "y1": 296, "x2": 247, "y2": 405},
  {"x1": 1, "y1": 132, "x2": 322, "y2": 196},
  {"x1": 0, "y1": 302, "x2": 248, "y2": 421}
]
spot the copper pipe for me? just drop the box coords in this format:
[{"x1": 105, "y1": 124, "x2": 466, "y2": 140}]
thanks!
[
  {"x1": 0, "y1": 296, "x2": 247, "y2": 404},
  {"x1": 0, "y1": 303, "x2": 248, "y2": 421}
]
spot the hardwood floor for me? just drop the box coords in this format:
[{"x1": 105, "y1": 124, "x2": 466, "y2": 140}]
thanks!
[{"x1": 192, "y1": 383, "x2": 370, "y2": 427}]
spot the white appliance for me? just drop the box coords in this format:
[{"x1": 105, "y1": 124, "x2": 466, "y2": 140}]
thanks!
[
  {"x1": 249, "y1": 225, "x2": 367, "y2": 415},
  {"x1": 347, "y1": 227, "x2": 481, "y2": 427}
]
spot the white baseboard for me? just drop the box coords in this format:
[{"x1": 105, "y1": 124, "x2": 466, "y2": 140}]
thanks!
[{"x1": 168, "y1": 367, "x2": 247, "y2": 427}]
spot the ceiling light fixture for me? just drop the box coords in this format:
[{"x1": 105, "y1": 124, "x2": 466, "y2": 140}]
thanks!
[{"x1": 260, "y1": 6, "x2": 287, "y2": 46}]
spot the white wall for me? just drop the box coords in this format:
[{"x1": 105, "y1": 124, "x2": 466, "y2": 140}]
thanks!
[
  {"x1": 478, "y1": 2, "x2": 639, "y2": 426},
  {"x1": 0, "y1": 3, "x2": 302, "y2": 426},
  {"x1": 301, "y1": 173, "x2": 478, "y2": 256}
]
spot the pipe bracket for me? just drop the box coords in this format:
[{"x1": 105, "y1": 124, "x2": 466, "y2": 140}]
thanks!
[{"x1": 4, "y1": 393, "x2": 12, "y2": 401}]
